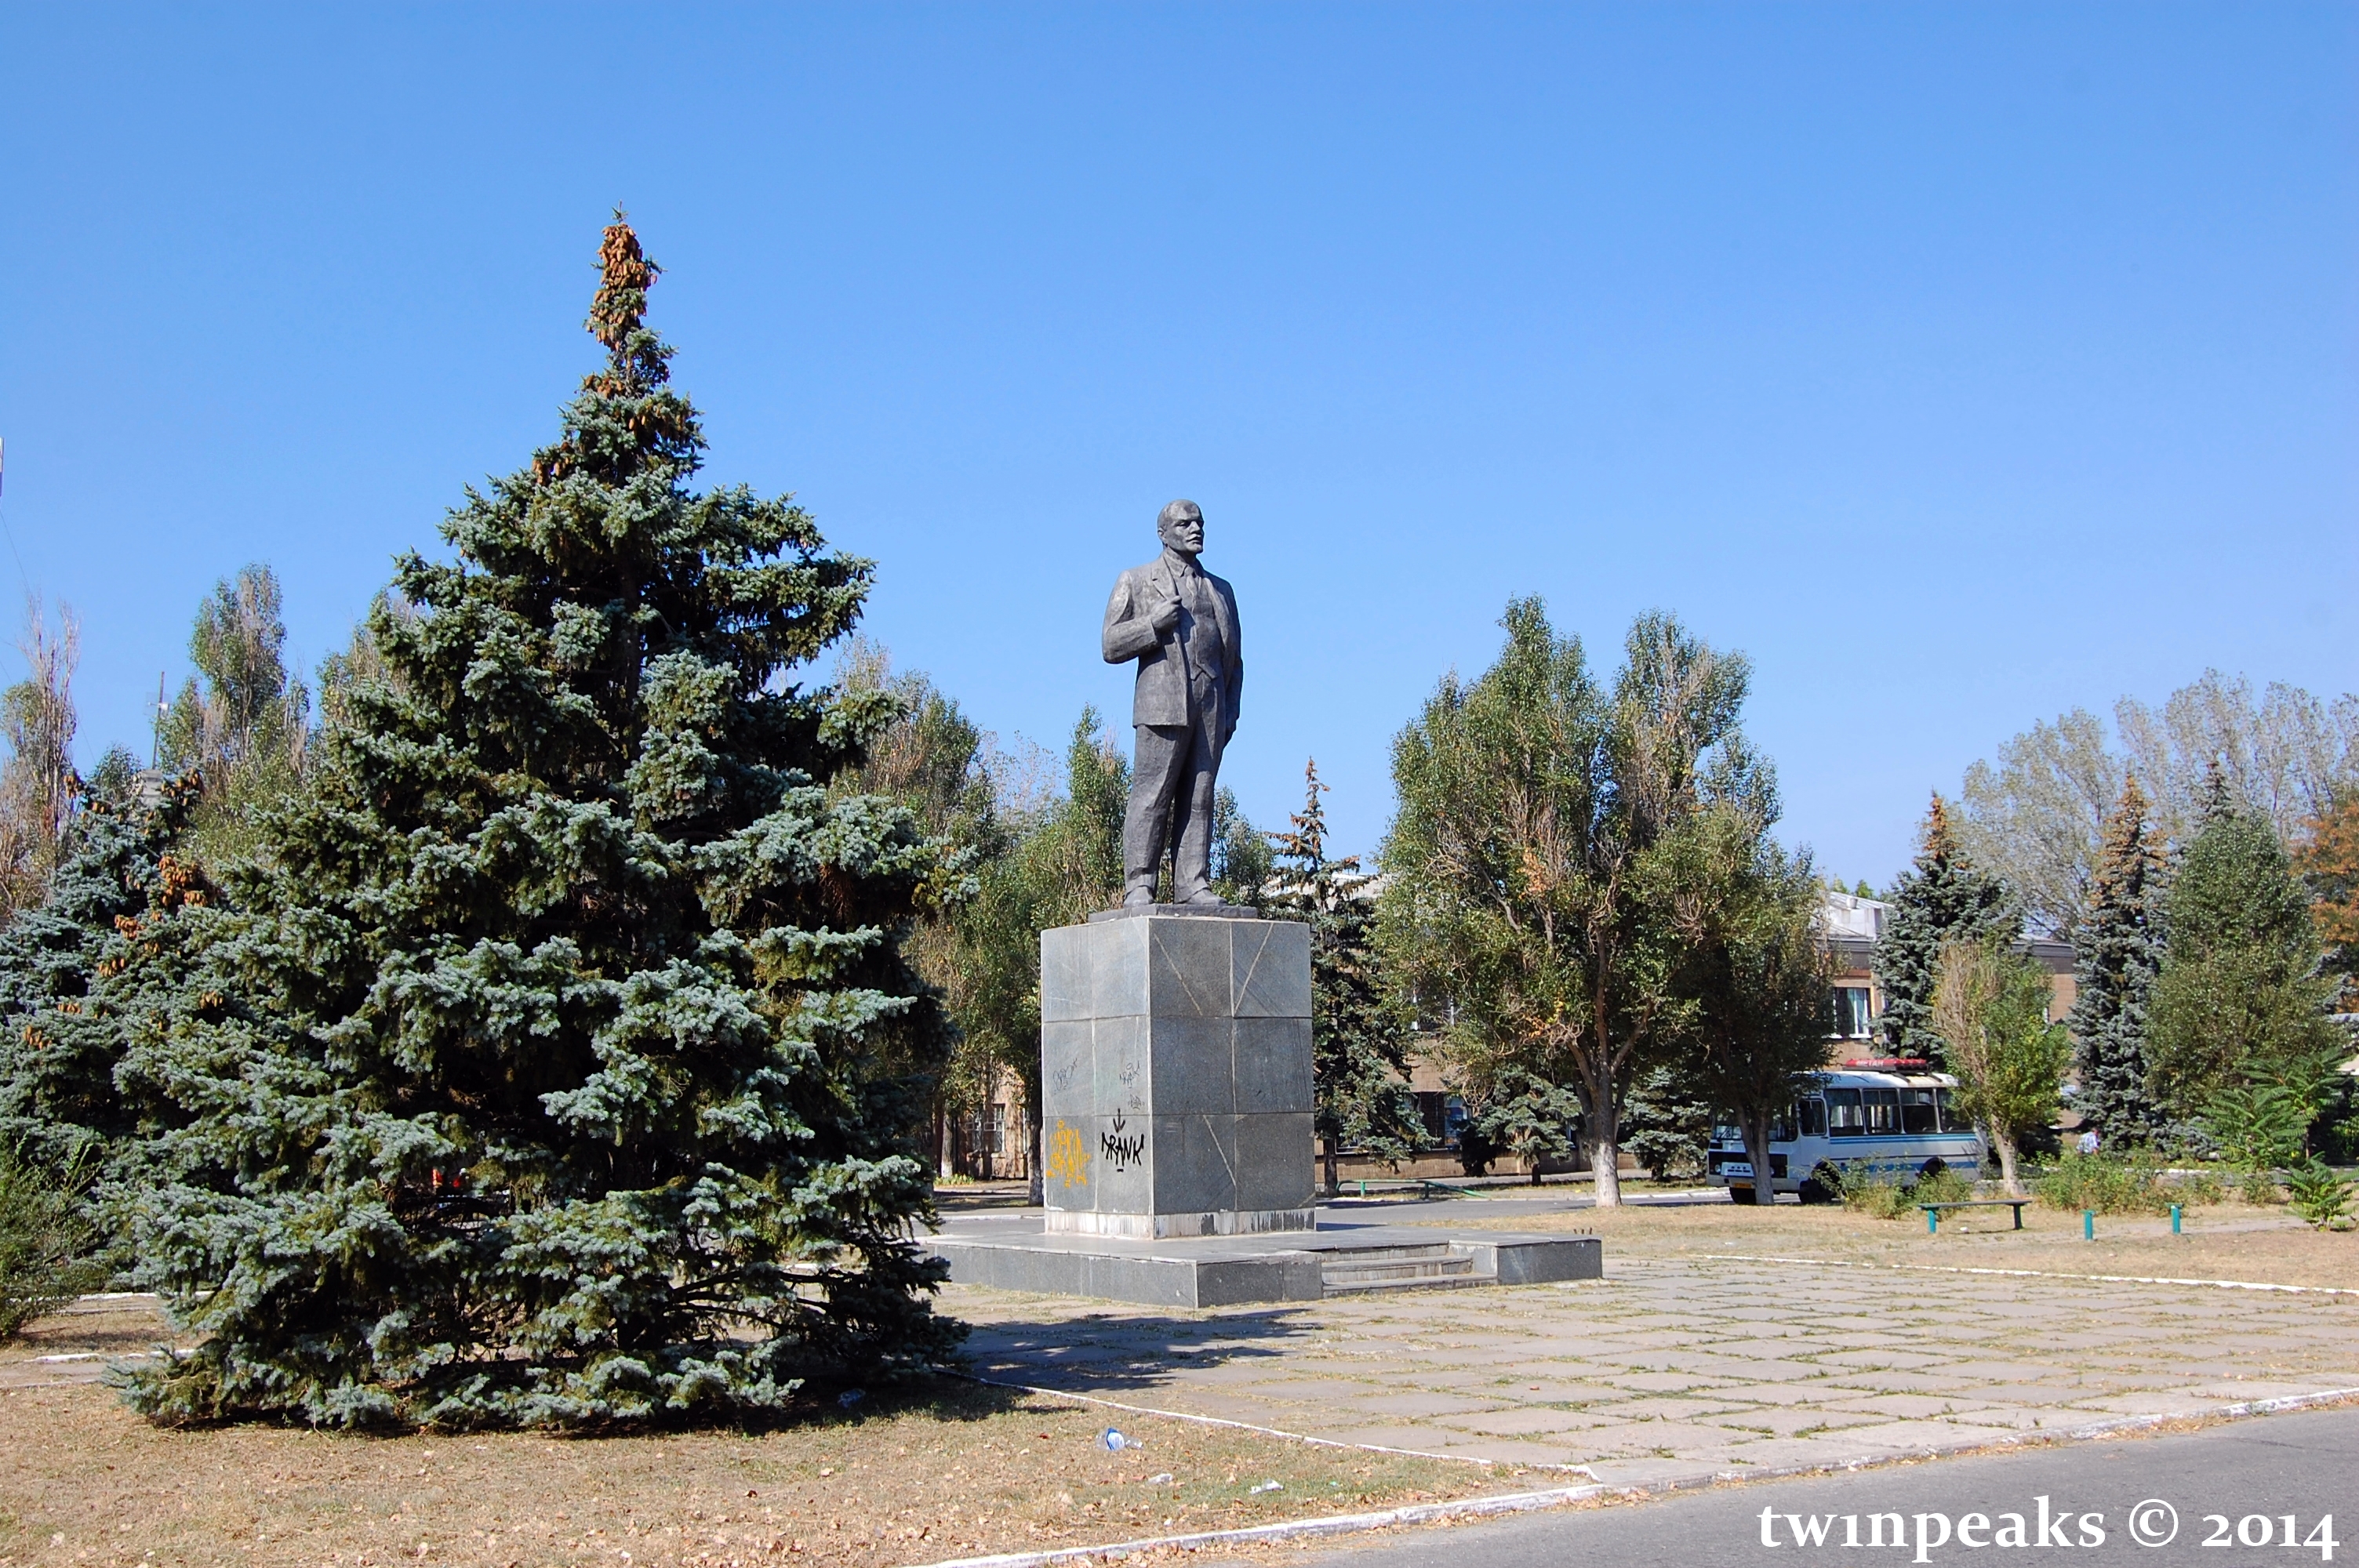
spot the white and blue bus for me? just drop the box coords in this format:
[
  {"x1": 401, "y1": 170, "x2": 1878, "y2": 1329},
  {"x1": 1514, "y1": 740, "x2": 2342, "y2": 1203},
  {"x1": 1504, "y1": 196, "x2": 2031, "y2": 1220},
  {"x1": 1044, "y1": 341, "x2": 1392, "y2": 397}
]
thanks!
[{"x1": 1706, "y1": 1069, "x2": 1986, "y2": 1202}]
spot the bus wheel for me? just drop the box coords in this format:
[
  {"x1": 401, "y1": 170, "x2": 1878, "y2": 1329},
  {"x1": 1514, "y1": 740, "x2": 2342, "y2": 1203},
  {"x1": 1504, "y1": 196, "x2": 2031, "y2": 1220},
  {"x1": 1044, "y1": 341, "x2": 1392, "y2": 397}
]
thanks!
[{"x1": 1797, "y1": 1163, "x2": 1841, "y2": 1205}]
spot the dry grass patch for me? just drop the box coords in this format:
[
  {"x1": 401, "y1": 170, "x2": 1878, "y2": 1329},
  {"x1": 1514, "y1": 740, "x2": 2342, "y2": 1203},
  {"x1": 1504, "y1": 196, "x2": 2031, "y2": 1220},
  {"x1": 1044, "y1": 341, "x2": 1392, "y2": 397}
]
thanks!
[
  {"x1": 1413, "y1": 1192, "x2": 2359, "y2": 1289},
  {"x1": 0, "y1": 1299, "x2": 1510, "y2": 1568}
]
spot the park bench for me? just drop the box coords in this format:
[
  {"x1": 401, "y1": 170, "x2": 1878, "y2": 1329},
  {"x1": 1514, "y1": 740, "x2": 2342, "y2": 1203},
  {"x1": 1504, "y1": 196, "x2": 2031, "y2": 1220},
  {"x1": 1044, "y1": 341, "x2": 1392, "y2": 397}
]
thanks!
[
  {"x1": 1918, "y1": 1198, "x2": 2030, "y2": 1233},
  {"x1": 1346, "y1": 1178, "x2": 1484, "y2": 1200}
]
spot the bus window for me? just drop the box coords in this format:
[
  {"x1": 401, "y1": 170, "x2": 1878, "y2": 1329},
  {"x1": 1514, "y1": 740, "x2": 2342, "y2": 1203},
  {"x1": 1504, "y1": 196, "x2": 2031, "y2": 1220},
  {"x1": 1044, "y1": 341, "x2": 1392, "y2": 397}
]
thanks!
[
  {"x1": 1899, "y1": 1088, "x2": 1938, "y2": 1134},
  {"x1": 1773, "y1": 1103, "x2": 1797, "y2": 1142},
  {"x1": 1862, "y1": 1088, "x2": 1901, "y2": 1134},
  {"x1": 1797, "y1": 1097, "x2": 1826, "y2": 1138},
  {"x1": 1935, "y1": 1087, "x2": 1961, "y2": 1131},
  {"x1": 1825, "y1": 1087, "x2": 1863, "y2": 1138}
]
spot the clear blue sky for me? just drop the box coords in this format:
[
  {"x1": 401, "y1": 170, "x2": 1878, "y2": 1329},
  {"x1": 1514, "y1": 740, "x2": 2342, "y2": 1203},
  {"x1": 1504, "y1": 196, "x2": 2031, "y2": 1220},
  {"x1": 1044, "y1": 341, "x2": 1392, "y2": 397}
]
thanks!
[{"x1": 3, "y1": 5, "x2": 2353, "y2": 885}]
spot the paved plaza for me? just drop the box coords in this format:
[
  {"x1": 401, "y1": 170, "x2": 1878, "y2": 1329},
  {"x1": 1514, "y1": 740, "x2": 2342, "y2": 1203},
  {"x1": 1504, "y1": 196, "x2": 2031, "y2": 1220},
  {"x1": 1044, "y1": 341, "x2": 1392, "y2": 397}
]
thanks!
[{"x1": 946, "y1": 1249, "x2": 2359, "y2": 1487}]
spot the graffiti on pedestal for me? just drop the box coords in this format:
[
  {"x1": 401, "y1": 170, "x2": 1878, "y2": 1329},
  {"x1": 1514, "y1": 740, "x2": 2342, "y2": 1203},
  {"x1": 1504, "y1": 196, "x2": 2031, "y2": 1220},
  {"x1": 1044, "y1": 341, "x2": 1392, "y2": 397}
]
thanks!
[
  {"x1": 1046, "y1": 1120, "x2": 1091, "y2": 1189},
  {"x1": 1101, "y1": 1111, "x2": 1147, "y2": 1172}
]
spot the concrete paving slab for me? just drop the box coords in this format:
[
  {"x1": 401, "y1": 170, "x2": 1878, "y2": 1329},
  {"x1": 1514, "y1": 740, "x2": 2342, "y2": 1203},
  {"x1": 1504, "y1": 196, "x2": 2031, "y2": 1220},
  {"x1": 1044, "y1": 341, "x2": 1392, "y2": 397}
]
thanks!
[
  {"x1": 945, "y1": 1250, "x2": 2359, "y2": 1490},
  {"x1": 1430, "y1": 1407, "x2": 1624, "y2": 1436},
  {"x1": 1695, "y1": 1406, "x2": 1889, "y2": 1439}
]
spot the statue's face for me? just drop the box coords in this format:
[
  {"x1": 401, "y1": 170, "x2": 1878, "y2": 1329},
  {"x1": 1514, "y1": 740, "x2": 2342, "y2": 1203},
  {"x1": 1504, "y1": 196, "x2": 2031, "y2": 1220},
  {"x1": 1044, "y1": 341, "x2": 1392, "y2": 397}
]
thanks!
[{"x1": 1158, "y1": 506, "x2": 1205, "y2": 557}]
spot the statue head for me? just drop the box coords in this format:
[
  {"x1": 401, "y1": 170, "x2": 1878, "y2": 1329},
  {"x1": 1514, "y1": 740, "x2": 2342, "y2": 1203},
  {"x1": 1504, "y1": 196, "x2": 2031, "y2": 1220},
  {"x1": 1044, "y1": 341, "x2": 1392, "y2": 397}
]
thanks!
[{"x1": 1157, "y1": 499, "x2": 1205, "y2": 558}]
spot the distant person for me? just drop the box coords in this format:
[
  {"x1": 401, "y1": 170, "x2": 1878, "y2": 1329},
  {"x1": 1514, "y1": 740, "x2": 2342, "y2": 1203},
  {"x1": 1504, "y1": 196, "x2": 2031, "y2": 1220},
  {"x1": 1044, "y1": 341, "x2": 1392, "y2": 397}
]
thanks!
[{"x1": 2077, "y1": 1128, "x2": 2100, "y2": 1156}]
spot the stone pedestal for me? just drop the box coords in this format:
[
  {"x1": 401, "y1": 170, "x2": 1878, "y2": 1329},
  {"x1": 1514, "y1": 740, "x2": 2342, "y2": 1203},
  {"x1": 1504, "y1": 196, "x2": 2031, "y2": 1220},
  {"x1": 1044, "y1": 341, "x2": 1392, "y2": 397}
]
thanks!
[{"x1": 1039, "y1": 909, "x2": 1314, "y2": 1238}]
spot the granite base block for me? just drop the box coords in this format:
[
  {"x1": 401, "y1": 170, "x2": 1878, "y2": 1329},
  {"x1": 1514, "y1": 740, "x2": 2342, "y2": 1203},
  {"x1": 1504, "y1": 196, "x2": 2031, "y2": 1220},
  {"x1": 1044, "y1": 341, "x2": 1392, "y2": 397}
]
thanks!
[
  {"x1": 1039, "y1": 913, "x2": 1315, "y2": 1234},
  {"x1": 925, "y1": 1236, "x2": 1325, "y2": 1308},
  {"x1": 1041, "y1": 1205, "x2": 1317, "y2": 1239},
  {"x1": 923, "y1": 1222, "x2": 1602, "y2": 1308}
]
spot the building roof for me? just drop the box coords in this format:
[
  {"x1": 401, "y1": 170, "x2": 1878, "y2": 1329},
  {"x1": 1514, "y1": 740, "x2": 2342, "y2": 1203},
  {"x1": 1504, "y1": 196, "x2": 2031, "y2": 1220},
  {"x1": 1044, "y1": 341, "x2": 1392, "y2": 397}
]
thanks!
[{"x1": 1815, "y1": 889, "x2": 2071, "y2": 975}]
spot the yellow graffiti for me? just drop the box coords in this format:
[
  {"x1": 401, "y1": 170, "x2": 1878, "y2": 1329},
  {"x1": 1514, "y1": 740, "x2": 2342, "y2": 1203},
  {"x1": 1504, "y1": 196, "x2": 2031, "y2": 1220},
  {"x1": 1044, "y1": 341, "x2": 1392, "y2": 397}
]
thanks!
[{"x1": 1046, "y1": 1120, "x2": 1092, "y2": 1189}]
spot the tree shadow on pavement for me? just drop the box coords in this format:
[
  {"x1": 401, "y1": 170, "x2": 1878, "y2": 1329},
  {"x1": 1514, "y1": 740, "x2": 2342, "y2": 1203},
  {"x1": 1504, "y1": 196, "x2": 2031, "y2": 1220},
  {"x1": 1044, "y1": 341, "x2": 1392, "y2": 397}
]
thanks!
[{"x1": 953, "y1": 1306, "x2": 1319, "y2": 1395}]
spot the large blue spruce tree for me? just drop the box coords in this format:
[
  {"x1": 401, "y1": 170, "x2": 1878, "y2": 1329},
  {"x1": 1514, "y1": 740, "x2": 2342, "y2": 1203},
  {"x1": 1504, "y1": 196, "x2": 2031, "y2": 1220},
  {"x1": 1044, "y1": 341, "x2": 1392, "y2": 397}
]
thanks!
[
  {"x1": 121, "y1": 220, "x2": 961, "y2": 1428},
  {"x1": 0, "y1": 775, "x2": 205, "y2": 1177},
  {"x1": 2066, "y1": 775, "x2": 2169, "y2": 1145}
]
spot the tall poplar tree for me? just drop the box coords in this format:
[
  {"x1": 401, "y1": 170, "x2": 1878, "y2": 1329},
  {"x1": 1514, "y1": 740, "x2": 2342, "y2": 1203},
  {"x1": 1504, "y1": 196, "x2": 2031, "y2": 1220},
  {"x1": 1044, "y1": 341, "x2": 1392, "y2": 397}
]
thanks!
[
  {"x1": 2067, "y1": 775, "x2": 2169, "y2": 1145},
  {"x1": 1381, "y1": 602, "x2": 1769, "y2": 1206},
  {"x1": 118, "y1": 219, "x2": 961, "y2": 1428},
  {"x1": 0, "y1": 600, "x2": 81, "y2": 920},
  {"x1": 1874, "y1": 795, "x2": 2015, "y2": 1064}
]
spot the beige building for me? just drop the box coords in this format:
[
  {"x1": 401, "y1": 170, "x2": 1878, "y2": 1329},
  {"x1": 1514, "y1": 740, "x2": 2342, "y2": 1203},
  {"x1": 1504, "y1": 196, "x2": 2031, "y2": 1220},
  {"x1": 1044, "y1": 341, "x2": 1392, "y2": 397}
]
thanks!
[{"x1": 1819, "y1": 891, "x2": 2075, "y2": 1066}]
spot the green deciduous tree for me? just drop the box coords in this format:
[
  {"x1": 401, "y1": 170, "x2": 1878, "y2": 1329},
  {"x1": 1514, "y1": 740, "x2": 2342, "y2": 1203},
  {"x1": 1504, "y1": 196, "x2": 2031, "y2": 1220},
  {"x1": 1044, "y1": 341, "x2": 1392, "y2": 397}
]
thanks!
[
  {"x1": 1210, "y1": 786, "x2": 1273, "y2": 907},
  {"x1": 1932, "y1": 938, "x2": 2067, "y2": 1196},
  {"x1": 884, "y1": 708, "x2": 1127, "y2": 1197},
  {"x1": 2068, "y1": 775, "x2": 2170, "y2": 1146},
  {"x1": 833, "y1": 640, "x2": 1005, "y2": 1171},
  {"x1": 1665, "y1": 806, "x2": 1832, "y2": 1207},
  {"x1": 114, "y1": 218, "x2": 962, "y2": 1428},
  {"x1": 1874, "y1": 796, "x2": 2015, "y2": 1065},
  {"x1": 2147, "y1": 771, "x2": 2340, "y2": 1120},
  {"x1": 1263, "y1": 760, "x2": 1419, "y2": 1194},
  {"x1": 1379, "y1": 600, "x2": 1769, "y2": 1207}
]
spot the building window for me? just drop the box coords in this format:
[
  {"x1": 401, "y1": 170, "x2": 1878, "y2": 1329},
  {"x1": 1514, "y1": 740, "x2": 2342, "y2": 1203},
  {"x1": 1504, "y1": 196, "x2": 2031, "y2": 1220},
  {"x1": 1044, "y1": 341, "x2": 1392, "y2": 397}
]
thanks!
[
  {"x1": 1833, "y1": 986, "x2": 1873, "y2": 1039},
  {"x1": 965, "y1": 1103, "x2": 1010, "y2": 1156}
]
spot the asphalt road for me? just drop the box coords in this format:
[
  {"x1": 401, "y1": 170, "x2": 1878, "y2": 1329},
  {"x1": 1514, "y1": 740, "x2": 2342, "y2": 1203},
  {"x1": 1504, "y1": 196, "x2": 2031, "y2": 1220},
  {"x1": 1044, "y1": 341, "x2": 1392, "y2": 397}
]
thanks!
[{"x1": 1320, "y1": 1406, "x2": 2359, "y2": 1568}]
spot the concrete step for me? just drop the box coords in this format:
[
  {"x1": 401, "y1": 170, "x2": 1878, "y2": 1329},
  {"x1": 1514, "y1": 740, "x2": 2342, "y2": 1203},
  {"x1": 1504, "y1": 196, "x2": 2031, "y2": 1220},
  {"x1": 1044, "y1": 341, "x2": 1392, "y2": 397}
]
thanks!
[{"x1": 1318, "y1": 1243, "x2": 1489, "y2": 1294}]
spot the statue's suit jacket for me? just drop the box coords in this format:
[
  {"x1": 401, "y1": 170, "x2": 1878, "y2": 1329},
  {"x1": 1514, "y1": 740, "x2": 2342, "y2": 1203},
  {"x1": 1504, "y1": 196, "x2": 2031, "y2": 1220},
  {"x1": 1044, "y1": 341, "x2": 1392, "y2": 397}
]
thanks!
[{"x1": 1101, "y1": 554, "x2": 1244, "y2": 744}]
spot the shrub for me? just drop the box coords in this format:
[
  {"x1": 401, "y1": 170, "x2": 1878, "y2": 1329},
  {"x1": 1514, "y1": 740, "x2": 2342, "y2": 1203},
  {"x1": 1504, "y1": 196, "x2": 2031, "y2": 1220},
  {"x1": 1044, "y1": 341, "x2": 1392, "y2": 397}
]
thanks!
[
  {"x1": 2239, "y1": 1168, "x2": 2288, "y2": 1205},
  {"x1": 1833, "y1": 1161, "x2": 1973, "y2": 1221},
  {"x1": 1912, "y1": 1165, "x2": 1976, "y2": 1207},
  {"x1": 0, "y1": 1145, "x2": 101, "y2": 1341},
  {"x1": 2202, "y1": 1081, "x2": 2310, "y2": 1175},
  {"x1": 1838, "y1": 1171, "x2": 1912, "y2": 1220},
  {"x1": 2032, "y1": 1151, "x2": 2171, "y2": 1215},
  {"x1": 2169, "y1": 1170, "x2": 2227, "y2": 1207},
  {"x1": 2284, "y1": 1160, "x2": 2356, "y2": 1231}
]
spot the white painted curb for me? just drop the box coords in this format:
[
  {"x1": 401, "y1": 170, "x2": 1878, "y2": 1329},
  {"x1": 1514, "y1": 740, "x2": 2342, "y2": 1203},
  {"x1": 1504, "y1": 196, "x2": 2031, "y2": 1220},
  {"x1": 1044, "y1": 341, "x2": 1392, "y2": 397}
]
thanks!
[
  {"x1": 911, "y1": 1386, "x2": 2359, "y2": 1568},
  {"x1": 906, "y1": 1482, "x2": 1610, "y2": 1568}
]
